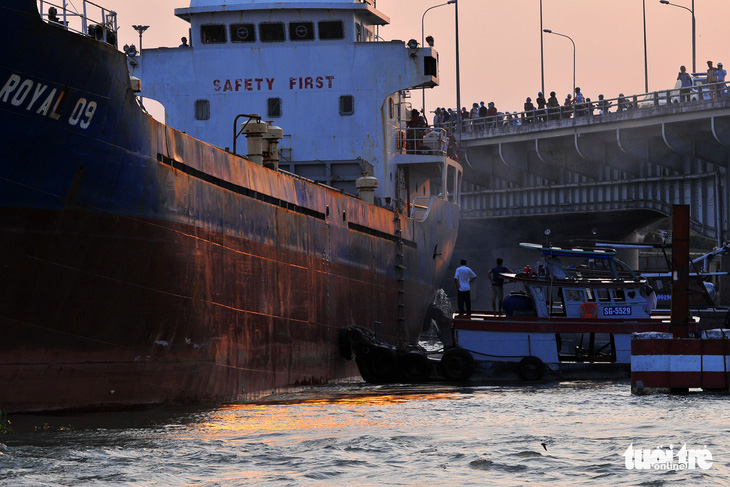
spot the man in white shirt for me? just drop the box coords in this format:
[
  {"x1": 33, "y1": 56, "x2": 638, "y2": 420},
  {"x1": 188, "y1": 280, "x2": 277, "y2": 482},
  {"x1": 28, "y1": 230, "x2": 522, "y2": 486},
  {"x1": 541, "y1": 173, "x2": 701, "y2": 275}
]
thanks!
[{"x1": 454, "y1": 259, "x2": 477, "y2": 316}]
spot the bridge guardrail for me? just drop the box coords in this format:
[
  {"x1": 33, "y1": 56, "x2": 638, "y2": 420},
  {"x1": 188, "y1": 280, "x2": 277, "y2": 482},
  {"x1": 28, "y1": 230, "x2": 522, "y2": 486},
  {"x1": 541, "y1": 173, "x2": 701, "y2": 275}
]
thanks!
[{"x1": 437, "y1": 83, "x2": 730, "y2": 137}]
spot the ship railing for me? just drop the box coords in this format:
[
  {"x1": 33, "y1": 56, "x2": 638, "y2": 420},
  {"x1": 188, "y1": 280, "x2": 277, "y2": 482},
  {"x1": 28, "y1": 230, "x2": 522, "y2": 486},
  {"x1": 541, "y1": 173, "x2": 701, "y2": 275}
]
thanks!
[
  {"x1": 410, "y1": 196, "x2": 433, "y2": 221},
  {"x1": 397, "y1": 126, "x2": 448, "y2": 156},
  {"x1": 37, "y1": 0, "x2": 117, "y2": 46}
]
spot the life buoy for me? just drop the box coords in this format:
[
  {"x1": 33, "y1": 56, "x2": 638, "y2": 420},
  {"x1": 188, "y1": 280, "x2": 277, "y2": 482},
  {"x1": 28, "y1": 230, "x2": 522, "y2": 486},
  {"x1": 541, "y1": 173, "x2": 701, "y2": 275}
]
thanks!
[
  {"x1": 518, "y1": 356, "x2": 544, "y2": 381},
  {"x1": 579, "y1": 302, "x2": 598, "y2": 318},
  {"x1": 439, "y1": 347, "x2": 475, "y2": 381}
]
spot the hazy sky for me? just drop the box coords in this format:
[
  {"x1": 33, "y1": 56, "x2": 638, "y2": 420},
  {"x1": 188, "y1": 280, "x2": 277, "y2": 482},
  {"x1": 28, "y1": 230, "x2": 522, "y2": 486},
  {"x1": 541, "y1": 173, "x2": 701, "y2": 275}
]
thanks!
[{"x1": 104, "y1": 0, "x2": 727, "y2": 119}]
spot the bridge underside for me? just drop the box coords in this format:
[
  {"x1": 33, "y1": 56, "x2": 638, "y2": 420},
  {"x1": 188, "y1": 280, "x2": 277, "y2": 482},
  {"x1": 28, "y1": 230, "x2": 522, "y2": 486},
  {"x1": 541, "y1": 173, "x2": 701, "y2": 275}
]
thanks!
[{"x1": 458, "y1": 100, "x2": 730, "y2": 247}]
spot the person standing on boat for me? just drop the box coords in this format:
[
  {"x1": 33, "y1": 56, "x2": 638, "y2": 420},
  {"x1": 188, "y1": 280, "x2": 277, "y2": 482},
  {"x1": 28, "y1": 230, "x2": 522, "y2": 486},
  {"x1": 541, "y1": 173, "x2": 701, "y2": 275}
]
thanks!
[
  {"x1": 454, "y1": 259, "x2": 477, "y2": 316},
  {"x1": 488, "y1": 258, "x2": 511, "y2": 315},
  {"x1": 642, "y1": 283, "x2": 657, "y2": 315}
]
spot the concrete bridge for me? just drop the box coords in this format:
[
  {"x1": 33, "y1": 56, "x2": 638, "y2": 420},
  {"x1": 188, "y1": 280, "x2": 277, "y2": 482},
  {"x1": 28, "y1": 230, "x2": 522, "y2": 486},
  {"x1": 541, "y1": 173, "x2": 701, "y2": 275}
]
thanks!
[{"x1": 452, "y1": 95, "x2": 730, "y2": 247}]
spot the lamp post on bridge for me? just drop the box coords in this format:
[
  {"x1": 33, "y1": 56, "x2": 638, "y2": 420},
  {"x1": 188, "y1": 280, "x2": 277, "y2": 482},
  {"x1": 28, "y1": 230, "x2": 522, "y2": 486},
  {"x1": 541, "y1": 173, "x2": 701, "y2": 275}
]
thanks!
[
  {"x1": 660, "y1": 0, "x2": 695, "y2": 75},
  {"x1": 543, "y1": 29, "x2": 575, "y2": 99},
  {"x1": 421, "y1": 1, "x2": 456, "y2": 116},
  {"x1": 454, "y1": 0, "x2": 461, "y2": 135},
  {"x1": 132, "y1": 24, "x2": 149, "y2": 52},
  {"x1": 540, "y1": 0, "x2": 545, "y2": 96}
]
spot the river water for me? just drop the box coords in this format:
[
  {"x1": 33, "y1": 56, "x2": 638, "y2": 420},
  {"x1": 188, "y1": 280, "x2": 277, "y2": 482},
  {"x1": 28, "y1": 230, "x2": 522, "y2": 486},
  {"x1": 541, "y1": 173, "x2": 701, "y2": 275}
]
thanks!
[{"x1": 1, "y1": 380, "x2": 728, "y2": 486}]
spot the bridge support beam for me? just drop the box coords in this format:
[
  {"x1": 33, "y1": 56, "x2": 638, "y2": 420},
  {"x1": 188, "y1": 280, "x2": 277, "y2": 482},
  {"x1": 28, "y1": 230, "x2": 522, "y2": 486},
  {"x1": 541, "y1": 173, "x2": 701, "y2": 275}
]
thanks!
[
  {"x1": 711, "y1": 115, "x2": 730, "y2": 147},
  {"x1": 575, "y1": 132, "x2": 641, "y2": 177},
  {"x1": 499, "y1": 142, "x2": 559, "y2": 182},
  {"x1": 537, "y1": 138, "x2": 600, "y2": 180},
  {"x1": 617, "y1": 127, "x2": 684, "y2": 173}
]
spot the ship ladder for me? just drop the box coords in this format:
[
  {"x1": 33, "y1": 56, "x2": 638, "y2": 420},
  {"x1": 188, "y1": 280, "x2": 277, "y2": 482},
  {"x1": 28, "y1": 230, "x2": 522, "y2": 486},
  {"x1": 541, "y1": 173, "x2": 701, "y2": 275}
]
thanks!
[{"x1": 394, "y1": 210, "x2": 406, "y2": 341}]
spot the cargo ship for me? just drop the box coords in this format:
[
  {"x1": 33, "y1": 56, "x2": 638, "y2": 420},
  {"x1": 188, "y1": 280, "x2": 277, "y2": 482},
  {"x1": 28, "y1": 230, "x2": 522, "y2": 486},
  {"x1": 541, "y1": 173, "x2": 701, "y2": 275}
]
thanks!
[{"x1": 0, "y1": 0, "x2": 461, "y2": 412}]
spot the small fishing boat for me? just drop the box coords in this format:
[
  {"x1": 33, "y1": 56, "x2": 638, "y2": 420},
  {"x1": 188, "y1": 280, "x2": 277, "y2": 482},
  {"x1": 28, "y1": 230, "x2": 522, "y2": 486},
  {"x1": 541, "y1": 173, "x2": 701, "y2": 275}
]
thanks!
[
  {"x1": 446, "y1": 243, "x2": 679, "y2": 382},
  {"x1": 342, "y1": 242, "x2": 680, "y2": 383}
]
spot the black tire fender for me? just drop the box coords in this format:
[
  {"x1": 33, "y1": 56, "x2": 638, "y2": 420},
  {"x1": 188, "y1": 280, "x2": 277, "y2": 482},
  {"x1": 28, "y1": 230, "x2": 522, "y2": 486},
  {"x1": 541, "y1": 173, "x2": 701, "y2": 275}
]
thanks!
[
  {"x1": 356, "y1": 346, "x2": 397, "y2": 384},
  {"x1": 439, "y1": 347, "x2": 475, "y2": 381},
  {"x1": 518, "y1": 356, "x2": 545, "y2": 381},
  {"x1": 399, "y1": 351, "x2": 432, "y2": 382}
]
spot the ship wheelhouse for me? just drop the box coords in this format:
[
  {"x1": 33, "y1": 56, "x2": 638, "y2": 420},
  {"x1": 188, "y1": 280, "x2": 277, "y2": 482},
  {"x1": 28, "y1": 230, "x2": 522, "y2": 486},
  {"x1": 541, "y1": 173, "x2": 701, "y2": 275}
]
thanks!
[{"x1": 136, "y1": 0, "x2": 457, "y2": 213}]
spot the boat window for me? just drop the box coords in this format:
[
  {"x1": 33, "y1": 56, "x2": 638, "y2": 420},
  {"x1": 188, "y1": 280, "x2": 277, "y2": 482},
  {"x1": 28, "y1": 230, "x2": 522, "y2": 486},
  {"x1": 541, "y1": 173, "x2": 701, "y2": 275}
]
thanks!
[
  {"x1": 565, "y1": 289, "x2": 584, "y2": 302},
  {"x1": 200, "y1": 24, "x2": 226, "y2": 44},
  {"x1": 194, "y1": 99, "x2": 210, "y2": 120},
  {"x1": 585, "y1": 288, "x2": 596, "y2": 301},
  {"x1": 267, "y1": 98, "x2": 282, "y2": 118},
  {"x1": 389, "y1": 97, "x2": 394, "y2": 119},
  {"x1": 319, "y1": 21, "x2": 344, "y2": 40},
  {"x1": 339, "y1": 95, "x2": 354, "y2": 116},
  {"x1": 596, "y1": 288, "x2": 611, "y2": 302},
  {"x1": 230, "y1": 23, "x2": 255, "y2": 43},
  {"x1": 260, "y1": 22, "x2": 285, "y2": 42},
  {"x1": 549, "y1": 287, "x2": 565, "y2": 316},
  {"x1": 289, "y1": 22, "x2": 314, "y2": 41},
  {"x1": 613, "y1": 288, "x2": 626, "y2": 301}
]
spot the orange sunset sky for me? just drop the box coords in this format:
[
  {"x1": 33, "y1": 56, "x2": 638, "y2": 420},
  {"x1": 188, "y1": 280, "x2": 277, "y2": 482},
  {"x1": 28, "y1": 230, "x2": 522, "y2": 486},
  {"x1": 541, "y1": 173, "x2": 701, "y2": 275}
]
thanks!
[{"x1": 101, "y1": 0, "x2": 727, "y2": 121}]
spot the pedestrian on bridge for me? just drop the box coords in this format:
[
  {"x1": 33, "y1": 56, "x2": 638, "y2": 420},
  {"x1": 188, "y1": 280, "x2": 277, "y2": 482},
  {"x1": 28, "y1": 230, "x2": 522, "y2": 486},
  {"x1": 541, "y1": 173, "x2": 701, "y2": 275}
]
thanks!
[
  {"x1": 547, "y1": 91, "x2": 560, "y2": 120},
  {"x1": 717, "y1": 62, "x2": 727, "y2": 97},
  {"x1": 563, "y1": 94, "x2": 573, "y2": 118},
  {"x1": 536, "y1": 92, "x2": 547, "y2": 122},
  {"x1": 677, "y1": 65, "x2": 692, "y2": 102},
  {"x1": 597, "y1": 94, "x2": 611, "y2": 114},
  {"x1": 524, "y1": 97, "x2": 535, "y2": 123},
  {"x1": 707, "y1": 61, "x2": 718, "y2": 98}
]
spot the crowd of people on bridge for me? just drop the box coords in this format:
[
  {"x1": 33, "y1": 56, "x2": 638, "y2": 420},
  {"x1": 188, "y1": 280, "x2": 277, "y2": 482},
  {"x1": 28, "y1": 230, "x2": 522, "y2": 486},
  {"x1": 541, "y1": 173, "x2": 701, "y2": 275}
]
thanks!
[
  {"x1": 426, "y1": 61, "x2": 728, "y2": 133},
  {"x1": 401, "y1": 61, "x2": 728, "y2": 161}
]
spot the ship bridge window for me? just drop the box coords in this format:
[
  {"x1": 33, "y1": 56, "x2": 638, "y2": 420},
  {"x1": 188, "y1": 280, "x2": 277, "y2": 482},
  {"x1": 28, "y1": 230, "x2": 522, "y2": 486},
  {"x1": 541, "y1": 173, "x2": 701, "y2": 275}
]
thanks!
[
  {"x1": 260, "y1": 22, "x2": 285, "y2": 42},
  {"x1": 339, "y1": 95, "x2": 354, "y2": 116},
  {"x1": 289, "y1": 22, "x2": 314, "y2": 41},
  {"x1": 231, "y1": 23, "x2": 256, "y2": 43},
  {"x1": 267, "y1": 98, "x2": 282, "y2": 118},
  {"x1": 200, "y1": 24, "x2": 226, "y2": 44},
  {"x1": 195, "y1": 99, "x2": 210, "y2": 120},
  {"x1": 424, "y1": 55, "x2": 437, "y2": 77},
  {"x1": 319, "y1": 21, "x2": 344, "y2": 40}
]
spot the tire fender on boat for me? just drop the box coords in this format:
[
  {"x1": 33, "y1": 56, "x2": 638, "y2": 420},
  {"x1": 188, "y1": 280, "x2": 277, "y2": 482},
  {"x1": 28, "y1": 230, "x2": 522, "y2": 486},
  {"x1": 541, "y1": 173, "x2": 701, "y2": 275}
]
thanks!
[
  {"x1": 355, "y1": 346, "x2": 398, "y2": 384},
  {"x1": 398, "y1": 351, "x2": 432, "y2": 382},
  {"x1": 518, "y1": 356, "x2": 545, "y2": 381},
  {"x1": 439, "y1": 347, "x2": 475, "y2": 381}
]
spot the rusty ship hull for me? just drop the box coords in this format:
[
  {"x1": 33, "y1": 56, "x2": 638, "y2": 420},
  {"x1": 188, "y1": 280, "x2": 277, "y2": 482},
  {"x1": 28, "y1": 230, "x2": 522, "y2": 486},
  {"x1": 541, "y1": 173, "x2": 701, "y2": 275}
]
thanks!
[{"x1": 0, "y1": 2, "x2": 459, "y2": 412}]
